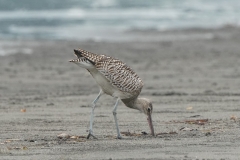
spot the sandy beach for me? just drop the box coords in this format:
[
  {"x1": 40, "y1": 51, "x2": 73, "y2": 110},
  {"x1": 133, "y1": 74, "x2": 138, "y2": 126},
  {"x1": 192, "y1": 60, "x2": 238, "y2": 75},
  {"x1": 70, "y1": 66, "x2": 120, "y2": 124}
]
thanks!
[{"x1": 0, "y1": 26, "x2": 240, "y2": 159}]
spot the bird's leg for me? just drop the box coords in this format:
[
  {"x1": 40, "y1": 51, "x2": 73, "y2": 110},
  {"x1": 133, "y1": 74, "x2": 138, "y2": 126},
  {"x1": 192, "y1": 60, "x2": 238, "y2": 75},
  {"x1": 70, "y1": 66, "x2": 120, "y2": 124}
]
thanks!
[
  {"x1": 112, "y1": 98, "x2": 122, "y2": 139},
  {"x1": 87, "y1": 90, "x2": 103, "y2": 139}
]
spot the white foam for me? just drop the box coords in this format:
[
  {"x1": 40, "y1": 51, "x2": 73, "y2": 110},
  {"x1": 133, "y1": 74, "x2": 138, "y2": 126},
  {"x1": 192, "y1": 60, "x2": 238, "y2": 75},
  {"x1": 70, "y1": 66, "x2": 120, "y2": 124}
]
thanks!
[
  {"x1": 0, "y1": 8, "x2": 181, "y2": 21},
  {"x1": 0, "y1": 8, "x2": 85, "y2": 20},
  {"x1": 91, "y1": 0, "x2": 118, "y2": 8}
]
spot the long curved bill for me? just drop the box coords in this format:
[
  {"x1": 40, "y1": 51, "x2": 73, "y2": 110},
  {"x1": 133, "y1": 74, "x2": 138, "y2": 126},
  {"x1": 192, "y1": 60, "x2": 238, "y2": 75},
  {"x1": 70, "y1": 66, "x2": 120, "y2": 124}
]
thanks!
[{"x1": 147, "y1": 113, "x2": 155, "y2": 136}]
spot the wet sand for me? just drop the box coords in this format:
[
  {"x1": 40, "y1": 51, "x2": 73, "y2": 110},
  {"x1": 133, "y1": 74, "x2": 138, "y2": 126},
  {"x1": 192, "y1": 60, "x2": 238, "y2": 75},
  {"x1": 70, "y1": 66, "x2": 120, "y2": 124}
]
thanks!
[{"x1": 0, "y1": 26, "x2": 240, "y2": 159}]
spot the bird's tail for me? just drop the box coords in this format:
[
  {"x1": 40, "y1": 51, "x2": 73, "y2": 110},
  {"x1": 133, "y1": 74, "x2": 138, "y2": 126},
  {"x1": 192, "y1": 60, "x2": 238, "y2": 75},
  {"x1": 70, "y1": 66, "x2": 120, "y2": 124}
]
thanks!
[{"x1": 74, "y1": 49, "x2": 106, "y2": 65}]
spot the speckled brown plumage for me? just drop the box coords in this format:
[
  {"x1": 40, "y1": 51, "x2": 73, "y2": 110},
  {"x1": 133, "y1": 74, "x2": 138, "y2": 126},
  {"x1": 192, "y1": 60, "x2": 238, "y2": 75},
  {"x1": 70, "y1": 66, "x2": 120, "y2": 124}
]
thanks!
[{"x1": 73, "y1": 49, "x2": 144, "y2": 95}]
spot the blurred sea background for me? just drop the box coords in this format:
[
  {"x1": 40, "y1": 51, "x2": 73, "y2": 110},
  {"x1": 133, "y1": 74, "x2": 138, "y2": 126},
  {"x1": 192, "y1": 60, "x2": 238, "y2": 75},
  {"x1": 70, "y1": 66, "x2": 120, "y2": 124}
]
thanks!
[{"x1": 0, "y1": 0, "x2": 239, "y2": 41}]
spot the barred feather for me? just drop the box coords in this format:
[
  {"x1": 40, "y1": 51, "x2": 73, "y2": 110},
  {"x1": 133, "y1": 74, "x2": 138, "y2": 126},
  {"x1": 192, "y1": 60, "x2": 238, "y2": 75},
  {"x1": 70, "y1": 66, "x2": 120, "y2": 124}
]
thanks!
[
  {"x1": 95, "y1": 57, "x2": 143, "y2": 93},
  {"x1": 74, "y1": 49, "x2": 144, "y2": 95},
  {"x1": 74, "y1": 49, "x2": 107, "y2": 64}
]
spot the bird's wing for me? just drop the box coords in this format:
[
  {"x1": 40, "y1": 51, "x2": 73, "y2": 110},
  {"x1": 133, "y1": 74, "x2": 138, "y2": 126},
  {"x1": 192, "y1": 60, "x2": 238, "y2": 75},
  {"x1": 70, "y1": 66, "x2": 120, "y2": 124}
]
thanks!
[{"x1": 95, "y1": 56, "x2": 144, "y2": 93}]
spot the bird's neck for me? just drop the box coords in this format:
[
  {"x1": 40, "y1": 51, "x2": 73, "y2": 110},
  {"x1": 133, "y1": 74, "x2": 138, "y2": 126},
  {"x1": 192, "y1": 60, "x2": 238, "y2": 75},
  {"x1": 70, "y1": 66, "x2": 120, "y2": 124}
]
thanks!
[{"x1": 121, "y1": 97, "x2": 144, "y2": 112}]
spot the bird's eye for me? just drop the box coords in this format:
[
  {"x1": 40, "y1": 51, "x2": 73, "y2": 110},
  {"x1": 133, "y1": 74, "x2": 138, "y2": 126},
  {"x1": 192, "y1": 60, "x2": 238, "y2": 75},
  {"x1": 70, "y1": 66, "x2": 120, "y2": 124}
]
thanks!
[{"x1": 147, "y1": 107, "x2": 151, "y2": 112}]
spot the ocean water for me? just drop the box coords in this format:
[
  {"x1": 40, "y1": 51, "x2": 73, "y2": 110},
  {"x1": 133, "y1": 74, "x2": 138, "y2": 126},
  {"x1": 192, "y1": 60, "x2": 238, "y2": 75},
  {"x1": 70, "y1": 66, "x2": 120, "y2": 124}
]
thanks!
[{"x1": 0, "y1": 0, "x2": 239, "y2": 41}]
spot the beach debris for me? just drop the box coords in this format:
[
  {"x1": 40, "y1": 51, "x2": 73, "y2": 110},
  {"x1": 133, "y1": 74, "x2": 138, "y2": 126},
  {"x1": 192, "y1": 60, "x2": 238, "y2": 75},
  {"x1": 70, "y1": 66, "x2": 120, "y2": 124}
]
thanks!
[
  {"x1": 20, "y1": 108, "x2": 26, "y2": 112},
  {"x1": 23, "y1": 146, "x2": 28, "y2": 150},
  {"x1": 46, "y1": 103, "x2": 54, "y2": 106},
  {"x1": 70, "y1": 135, "x2": 86, "y2": 139},
  {"x1": 70, "y1": 136, "x2": 78, "y2": 139},
  {"x1": 186, "y1": 106, "x2": 193, "y2": 110},
  {"x1": 57, "y1": 133, "x2": 86, "y2": 142},
  {"x1": 120, "y1": 131, "x2": 143, "y2": 137},
  {"x1": 5, "y1": 140, "x2": 12, "y2": 143},
  {"x1": 156, "y1": 131, "x2": 177, "y2": 136},
  {"x1": 167, "y1": 120, "x2": 184, "y2": 124},
  {"x1": 141, "y1": 131, "x2": 147, "y2": 135},
  {"x1": 185, "y1": 119, "x2": 208, "y2": 125},
  {"x1": 7, "y1": 146, "x2": 12, "y2": 150},
  {"x1": 57, "y1": 133, "x2": 70, "y2": 139},
  {"x1": 190, "y1": 115, "x2": 201, "y2": 118},
  {"x1": 121, "y1": 131, "x2": 135, "y2": 136},
  {"x1": 230, "y1": 115, "x2": 238, "y2": 122},
  {"x1": 4, "y1": 139, "x2": 21, "y2": 143},
  {"x1": 152, "y1": 91, "x2": 188, "y2": 96},
  {"x1": 105, "y1": 135, "x2": 117, "y2": 139},
  {"x1": 7, "y1": 146, "x2": 28, "y2": 150},
  {"x1": 205, "y1": 132, "x2": 211, "y2": 136},
  {"x1": 69, "y1": 135, "x2": 86, "y2": 142},
  {"x1": 180, "y1": 127, "x2": 196, "y2": 131}
]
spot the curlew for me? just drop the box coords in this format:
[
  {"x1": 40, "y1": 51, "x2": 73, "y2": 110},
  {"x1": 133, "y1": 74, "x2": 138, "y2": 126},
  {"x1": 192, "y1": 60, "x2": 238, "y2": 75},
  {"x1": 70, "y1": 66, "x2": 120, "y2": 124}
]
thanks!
[{"x1": 69, "y1": 49, "x2": 154, "y2": 139}]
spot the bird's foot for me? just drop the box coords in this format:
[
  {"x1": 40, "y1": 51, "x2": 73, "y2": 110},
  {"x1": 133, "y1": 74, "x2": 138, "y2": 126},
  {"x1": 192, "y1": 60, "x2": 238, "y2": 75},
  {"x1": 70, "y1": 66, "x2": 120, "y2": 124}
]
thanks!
[
  {"x1": 117, "y1": 135, "x2": 122, "y2": 139},
  {"x1": 87, "y1": 132, "x2": 97, "y2": 139}
]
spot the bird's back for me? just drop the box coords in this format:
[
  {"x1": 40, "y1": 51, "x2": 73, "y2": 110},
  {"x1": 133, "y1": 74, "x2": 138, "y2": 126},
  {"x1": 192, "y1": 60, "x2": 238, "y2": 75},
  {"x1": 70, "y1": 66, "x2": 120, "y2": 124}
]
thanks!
[{"x1": 73, "y1": 49, "x2": 144, "y2": 98}]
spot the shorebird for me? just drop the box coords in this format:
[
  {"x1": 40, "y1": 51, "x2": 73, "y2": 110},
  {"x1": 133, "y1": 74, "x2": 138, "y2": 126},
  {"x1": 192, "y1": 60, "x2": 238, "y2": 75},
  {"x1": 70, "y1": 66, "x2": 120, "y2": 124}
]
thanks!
[{"x1": 69, "y1": 49, "x2": 154, "y2": 139}]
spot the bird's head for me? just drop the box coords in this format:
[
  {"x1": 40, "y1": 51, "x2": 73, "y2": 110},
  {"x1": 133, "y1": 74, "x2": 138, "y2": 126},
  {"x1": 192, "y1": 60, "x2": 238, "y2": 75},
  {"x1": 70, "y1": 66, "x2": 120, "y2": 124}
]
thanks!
[{"x1": 136, "y1": 98, "x2": 155, "y2": 136}]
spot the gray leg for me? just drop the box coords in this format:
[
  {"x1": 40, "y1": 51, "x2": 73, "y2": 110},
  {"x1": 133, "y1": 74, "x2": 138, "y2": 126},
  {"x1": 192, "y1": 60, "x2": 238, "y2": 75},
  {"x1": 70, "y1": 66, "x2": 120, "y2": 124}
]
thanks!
[
  {"x1": 87, "y1": 90, "x2": 103, "y2": 139},
  {"x1": 112, "y1": 98, "x2": 122, "y2": 139}
]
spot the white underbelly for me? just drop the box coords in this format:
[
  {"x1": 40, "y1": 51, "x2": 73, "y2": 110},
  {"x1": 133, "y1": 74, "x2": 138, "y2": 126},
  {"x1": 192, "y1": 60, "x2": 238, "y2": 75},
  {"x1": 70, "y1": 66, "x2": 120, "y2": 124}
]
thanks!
[
  {"x1": 90, "y1": 70, "x2": 116, "y2": 95},
  {"x1": 89, "y1": 69, "x2": 132, "y2": 99}
]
